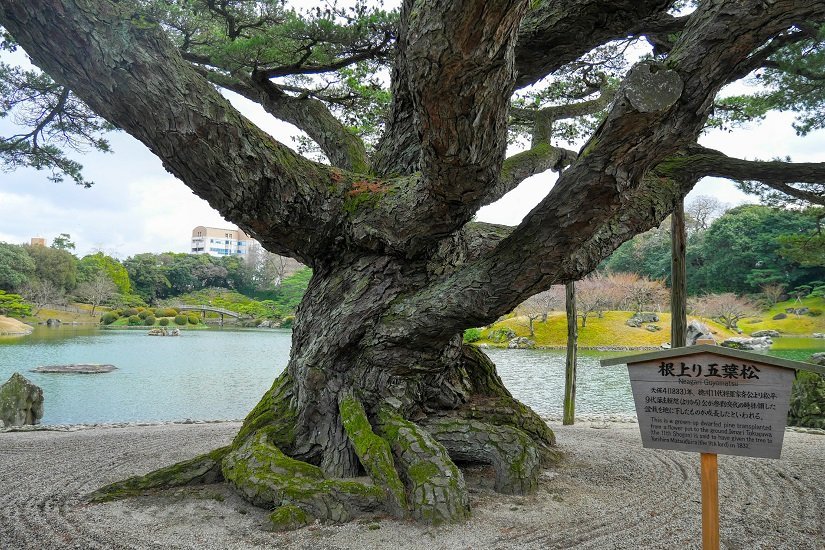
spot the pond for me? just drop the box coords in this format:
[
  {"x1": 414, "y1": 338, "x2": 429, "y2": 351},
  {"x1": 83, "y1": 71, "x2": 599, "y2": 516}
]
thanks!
[{"x1": 1, "y1": 327, "x2": 822, "y2": 425}]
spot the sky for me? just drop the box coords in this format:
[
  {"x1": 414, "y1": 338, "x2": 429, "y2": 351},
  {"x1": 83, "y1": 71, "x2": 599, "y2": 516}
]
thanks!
[{"x1": 1, "y1": 42, "x2": 824, "y2": 259}]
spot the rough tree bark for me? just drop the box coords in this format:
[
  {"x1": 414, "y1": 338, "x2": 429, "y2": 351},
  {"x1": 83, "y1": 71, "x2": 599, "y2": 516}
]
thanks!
[{"x1": 3, "y1": 0, "x2": 825, "y2": 529}]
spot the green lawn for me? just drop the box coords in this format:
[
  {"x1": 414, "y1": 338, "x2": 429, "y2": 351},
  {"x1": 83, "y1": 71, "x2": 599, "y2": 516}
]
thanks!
[{"x1": 476, "y1": 310, "x2": 738, "y2": 348}]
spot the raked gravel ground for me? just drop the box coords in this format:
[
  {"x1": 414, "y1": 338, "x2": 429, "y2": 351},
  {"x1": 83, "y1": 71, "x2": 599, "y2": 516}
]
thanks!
[{"x1": 1, "y1": 420, "x2": 823, "y2": 550}]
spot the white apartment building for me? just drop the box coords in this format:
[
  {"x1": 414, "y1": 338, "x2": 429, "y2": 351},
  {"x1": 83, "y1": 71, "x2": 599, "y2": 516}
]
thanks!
[{"x1": 191, "y1": 226, "x2": 253, "y2": 257}]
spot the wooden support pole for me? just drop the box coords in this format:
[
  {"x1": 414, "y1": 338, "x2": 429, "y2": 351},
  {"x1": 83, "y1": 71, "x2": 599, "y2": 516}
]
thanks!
[
  {"x1": 700, "y1": 452, "x2": 720, "y2": 550},
  {"x1": 563, "y1": 281, "x2": 578, "y2": 425},
  {"x1": 671, "y1": 197, "x2": 687, "y2": 348}
]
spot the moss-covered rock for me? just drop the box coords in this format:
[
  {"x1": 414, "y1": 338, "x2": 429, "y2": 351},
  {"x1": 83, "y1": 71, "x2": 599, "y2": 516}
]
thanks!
[
  {"x1": 788, "y1": 370, "x2": 825, "y2": 429},
  {"x1": 0, "y1": 372, "x2": 43, "y2": 427}
]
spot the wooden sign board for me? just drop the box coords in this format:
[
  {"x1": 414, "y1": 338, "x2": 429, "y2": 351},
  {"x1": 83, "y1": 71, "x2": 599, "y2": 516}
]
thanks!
[{"x1": 601, "y1": 345, "x2": 824, "y2": 459}]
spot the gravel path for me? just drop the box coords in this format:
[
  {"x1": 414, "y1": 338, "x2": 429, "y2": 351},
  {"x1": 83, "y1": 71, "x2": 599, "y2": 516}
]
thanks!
[{"x1": 1, "y1": 421, "x2": 822, "y2": 549}]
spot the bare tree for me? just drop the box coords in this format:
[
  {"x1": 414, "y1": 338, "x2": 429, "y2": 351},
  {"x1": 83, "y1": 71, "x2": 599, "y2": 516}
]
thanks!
[
  {"x1": 575, "y1": 275, "x2": 614, "y2": 327},
  {"x1": 246, "y1": 242, "x2": 304, "y2": 289},
  {"x1": 761, "y1": 282, "x2": 786, "y2": 307},
  {"x1": 685, "y1": 195, "x2": 727, "y2": 234},
  {"x1": 21, "y1": 278, "x2": 64, "y2": 314},
  {"x1": 692, "y1": 293, "x2": 758, "y2": 330},
  {"x1": 514, "y1": 287, "x2": 562, "y2": 336},
  {"x1": 626, "y1": 276, "x2": 669, "y2": 313},
  {"x1": 74, "y1": 272, "x2": 117, "y2": 316}
]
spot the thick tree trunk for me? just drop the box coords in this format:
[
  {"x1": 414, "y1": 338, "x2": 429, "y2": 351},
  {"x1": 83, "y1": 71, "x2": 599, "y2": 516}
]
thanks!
[{"x1": 90, "y1": 259, "x2": 557, "y2": 526}]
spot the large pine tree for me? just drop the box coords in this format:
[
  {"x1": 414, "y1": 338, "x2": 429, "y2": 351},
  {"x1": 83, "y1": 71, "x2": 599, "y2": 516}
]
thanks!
[{"x1": 2, "y1": 0, "x2": 825, "y2": 526}]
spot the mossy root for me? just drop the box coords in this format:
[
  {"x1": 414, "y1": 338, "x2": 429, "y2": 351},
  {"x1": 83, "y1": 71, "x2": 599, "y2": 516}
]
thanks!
[
  {"x1": 339, "y1": 391, "x2": 408, "y2": 518},
  {"x1": 86, "y1": 446, "x2": 230, "y2": 503},
  {"x1": 221, "y1": 429, "x2": 384, "y2": 524},
  {"x1": 423, "y1": 417, "x2": 541, "y2": 495},
  {"x1": 375, "y1": 405, "x2": 470, "y2": 525}
]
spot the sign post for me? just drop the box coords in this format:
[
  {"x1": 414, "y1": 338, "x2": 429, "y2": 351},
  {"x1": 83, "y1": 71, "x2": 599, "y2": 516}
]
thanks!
[{"x1": 601, "y1": 345, "x2": 825, "y2": 549}]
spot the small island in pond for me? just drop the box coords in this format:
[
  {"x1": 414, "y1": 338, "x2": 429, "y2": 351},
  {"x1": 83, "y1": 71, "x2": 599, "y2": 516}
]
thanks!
[{"x1": 31, "y1": 364, "x2": 117, "y2": 374}]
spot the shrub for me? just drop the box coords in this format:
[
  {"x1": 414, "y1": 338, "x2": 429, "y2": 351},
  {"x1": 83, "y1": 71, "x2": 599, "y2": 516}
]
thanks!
[
  {"x1": 100, "y1": 312, "x2": 119, "y2": 325},
  {"x1": 160, "y1": 307, "x2": 178, "y2": 317},
  {"x1": 487, "y1": 327, "x2": 516, "y2": 343},
  {"x1": 159, "y1": 317, "x2": 170, "y2": 326},
  {"x1": 127, "y1": 315, "x2": 142, "y2": 326},
  {"x1": 138, "y1": 310, "x2": 150, "y2": 319},
  {"x1": 144, "y1": 315, "x2": 156, "y2": 326},
  {"x1": 463, "y1": 328, "x2": 483, "y2": 343},
  {"x1": 187, "y1": 314, "x2": 200, "y2": 325},
  {"x1": 174, "y1": 314, "x2": 188, "y2": 326},
  {"x1": 122, "y1": 308, "x2": 138, "y2": 317},
  {"x1": 280, "y1": 315, "x2": 295, "y2": 328}
]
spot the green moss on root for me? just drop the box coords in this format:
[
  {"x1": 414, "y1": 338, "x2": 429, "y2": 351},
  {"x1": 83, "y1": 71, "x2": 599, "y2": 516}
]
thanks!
[
  {"x1": 222, "y1": 430, "x2": 383, "y2": 523},
  {"x1": 269, "y1": 505, "x2": 313, "y2": 531},
  {"x1": 87, "y1": 446, "x2": 230, "y2": 503},
  {"x1": 339, "y1": 393, "x2": 408, "y2": 517},
  {"x1": 233, "y1": 371, "x2": 297, "y2": 451}
]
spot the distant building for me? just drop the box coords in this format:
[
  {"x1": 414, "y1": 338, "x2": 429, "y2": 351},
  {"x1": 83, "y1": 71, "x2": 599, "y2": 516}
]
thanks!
[
  {"x1": 30, "y1": 237, "x2": 46, "y2": 247},
  {"x1": 191, "y1": 226, "x2": 253, "y2": 257}
]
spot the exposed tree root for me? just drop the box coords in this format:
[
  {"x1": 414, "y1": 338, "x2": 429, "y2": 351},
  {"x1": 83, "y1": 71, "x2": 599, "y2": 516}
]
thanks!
[
  {"x1": 374, "y1": 406, "x2": 470, "y2": 524},
  {"x1": 86, "y1": 446, "x2": 230, "y2": 503},
  {"x1": 222, "y1": 429, "x2": 384, "y2": 524},
  {"x1": 422, "y1": 417, "x2": 540, "y2": 495},
  {"x1": 339, "y1": 391, "x2": 408, "y2": 518}
]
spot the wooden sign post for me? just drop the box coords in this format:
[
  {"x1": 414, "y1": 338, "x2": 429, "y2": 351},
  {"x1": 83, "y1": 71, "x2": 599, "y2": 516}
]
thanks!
[{"x1": 601, "y1": 345, "x2": 825, "y2": 549}]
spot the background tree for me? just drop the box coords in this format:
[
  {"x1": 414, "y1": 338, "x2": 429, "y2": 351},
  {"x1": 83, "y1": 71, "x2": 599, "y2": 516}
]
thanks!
[
  {"x1": 4, "y1": 0, "x2": 825, "y2": 526},
  {"x1": 0, "y1": 290, "x2": 31, "y2": 317},
  {"x1": 23, "y1": 243, "x2": 77, "y2": 294},
  {"x1": 575, "y1": 275, "x2": 613, "y2": 328},
  {"x1": 684, "y1": 194, "x2": 727, "y2": 234},
  {"x1": 20, "y1": 278, "x2": 64, "y2": 314},
  {"x1": 760, "y1": 282, "x2": 786, "y2": 307},
  {"x1": 50, "y1": 233, "x2": 76, "y2": 251},
  {"x1": 691, "y1": 293, "x2": 759, "y2": 331},
  {"x1": 514, "y1": 287, "x2": 561, "y2": 337},
  {"x1": 74, "y1": 271, "x2": 117, "y2": 316},
  {"x1": 0, "y1": 243, "x2": 35, "y2": 291},
  {"x1": 77, "y1": 252, "x2": 132, "y2": 295}
]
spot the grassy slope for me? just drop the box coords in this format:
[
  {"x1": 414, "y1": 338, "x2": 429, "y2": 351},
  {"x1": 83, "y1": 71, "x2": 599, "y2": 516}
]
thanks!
[
  {"x1": 476, "y1": 311, "x2": 738, "y2": 348},
  {"x1": 739, "y1": 296, "x2": 825, "y2": 335}
]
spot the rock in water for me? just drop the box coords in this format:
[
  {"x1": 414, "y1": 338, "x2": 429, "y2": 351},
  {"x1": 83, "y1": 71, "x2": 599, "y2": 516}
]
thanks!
[{"x1": 0, "y1": 373, "x2": 44, "y2": 427}]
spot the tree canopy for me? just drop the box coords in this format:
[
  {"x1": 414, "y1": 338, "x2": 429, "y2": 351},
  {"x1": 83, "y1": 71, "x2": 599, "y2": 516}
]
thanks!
[{"x1": 3, "y1": 0, "x2": 825, "y2": 528}]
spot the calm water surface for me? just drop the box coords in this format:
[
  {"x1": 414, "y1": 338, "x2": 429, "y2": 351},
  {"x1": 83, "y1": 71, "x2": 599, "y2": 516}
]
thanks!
[{"x1": 1, "y1": 327, "x2": 822, "y2": 424}]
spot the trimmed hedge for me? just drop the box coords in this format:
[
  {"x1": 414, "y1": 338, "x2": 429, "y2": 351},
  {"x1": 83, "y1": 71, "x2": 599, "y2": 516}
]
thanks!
[
  {"x1": 187, "y1": 314, "x2": 200, "y2": 325},
  {"x1": 100, "y1": 312, "x2": 119, "y2": 325},
  {"x1": 159, "y1": 318, "x2": 170, "y2": 326},
  {"x1": 174, "y1": 314, "x2": 188, "y2": 326},
  {"x1": 127, "y1": 315, "x2": 143, "y2": 326},
  {"x1": 144, "y1": 315, "x2": 156, "y2": 326}
]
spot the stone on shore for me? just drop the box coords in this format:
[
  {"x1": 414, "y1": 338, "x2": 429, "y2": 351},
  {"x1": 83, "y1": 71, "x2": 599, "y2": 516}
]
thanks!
[
  {"x1": 31, "y1": 364, "x2": 117, "y2": 374},
  {"x1": 720, "y1": 336, "x2": 772, "y2": 350},
  {"x1": 751, "y1": 329, "x2": 780, "y2": 338},
  {"x1": 686, "y1": 320, "x2": 714, "y2": 345},
  {"x1": 625, "y1": 312, "x2": 659, "y2": 328},
  {"x1": 0, "y1": 372, "x2": 44, "y2": 427},
  {"x1": 507, "y1": 337, "x2": 535, "y2": 349}
]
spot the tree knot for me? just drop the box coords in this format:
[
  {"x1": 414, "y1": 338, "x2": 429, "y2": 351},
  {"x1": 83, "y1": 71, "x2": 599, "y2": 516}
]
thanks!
[{"x1": 623, "y1": 62, "x2": 684, "y2": 113}]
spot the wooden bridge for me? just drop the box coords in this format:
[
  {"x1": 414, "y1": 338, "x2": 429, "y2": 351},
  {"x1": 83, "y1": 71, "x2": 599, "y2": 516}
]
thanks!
[{"x1": 175, "y1": 304, "x2": 248, "y2": 324}]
